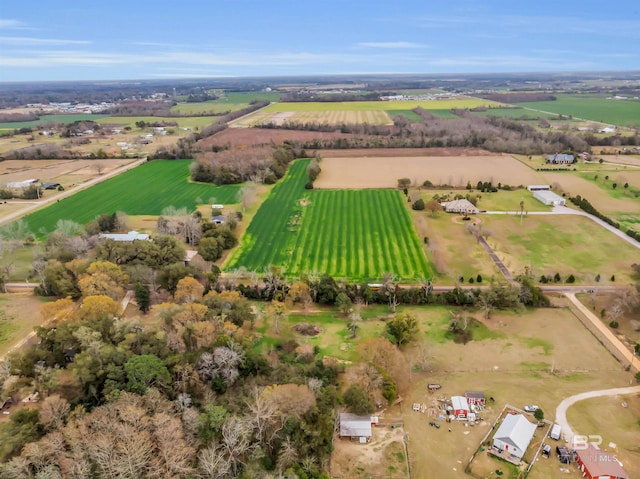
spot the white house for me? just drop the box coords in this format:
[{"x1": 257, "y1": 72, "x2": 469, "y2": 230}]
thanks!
[
  {"x1": 546, "y1": 153, "x2": 574, "y2": 164},
  {"x1": 492, "y1": 414, "x2": 536, "y2": 460},
  {"x1": 440, "y1": 199, "x2": 479, "y2": 214},
  {"x1": 99, "y1": 231, "x2": 150, "y2": 242}
]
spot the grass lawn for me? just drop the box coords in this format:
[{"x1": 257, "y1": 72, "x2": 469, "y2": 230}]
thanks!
[
  {"x1": 21, "y1": 160, "x2": 240, "y2": 235},
  {"x1": 0, "y1": 295, "x2": 53, "y2": 357},
  {"x1": 385, "y1": 110, "x2": 424, "y2": 122},
  {"x1": 481, "y1": 214, "x2": 638, "y2": 282}
]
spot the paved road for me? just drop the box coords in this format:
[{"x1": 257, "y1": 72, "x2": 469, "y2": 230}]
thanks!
[{"x1": 555, "y1": 385, "x2": 640, "y2": 443}]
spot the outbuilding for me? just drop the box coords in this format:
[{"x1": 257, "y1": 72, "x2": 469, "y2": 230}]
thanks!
[
  {"x1": 451, "y1": 396, "x2": 470, "y2": 419},
  {"x1": 99, "y1": 231, "x2": 150, "y2": 242},
  {"x1": 465, "y1": 391, "x2": 486, "y2": 407},
  {"x1": 339, "y1": 413, "x2": 372, "y2": 443},
  {"x1": 575, "y1": 444, "x2": 628, "y2": 479},
  {"x1": 533, "y1": 189, "x2": 566, "y2": 206},
  {"x1": 550, "y1": 424, "x2": 561, "y2": 440},
  {"x1": 492, "y1": 413, "x2": 537, "y2": 460}
]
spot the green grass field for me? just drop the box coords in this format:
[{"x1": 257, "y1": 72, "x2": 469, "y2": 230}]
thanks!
[
  {"x1": 264, "y1": 97, "x2": 501, "y2": 112},
  {"x1": 469, "y1": 107, "x2": 554, "y2": 119},
  {"x1": 21, "y1": 160, "x2": 239, "y2": 235},
  {"x1": 226, "y1": 160, "x2": 434, "y2": 281},
  {"x1": 386, "y1": 110, "x2": 424, "y2": 122},
  {"x1": 517, "y1": 94, "x2": 640, "y2": 127},
  {"x1": 0, "y1": 114, "x2": 109, "y2": 131}
]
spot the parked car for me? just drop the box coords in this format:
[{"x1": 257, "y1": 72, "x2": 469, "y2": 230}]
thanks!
[
  {"x1": 542, "y1": 444, "x2": 551, "y2": 458},
  {"x1": 524, "y1": 405, "x2": 539, "y2": 412}
]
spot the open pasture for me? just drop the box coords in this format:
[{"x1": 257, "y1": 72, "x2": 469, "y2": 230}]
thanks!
[
  {"x1": 481, "y1": 214, "x2": 638, "y2": 282},
  {"x1": 517, "y1": 94, "x2": 640, "y2": 127},
  {"x1": 314, "y1": 153, "x2": 547, "y2": 189},
  {"x1": 400, "y1": 306, "x2": 635, "y2": 479},
  {"x1": 21, "y1": 160, "x2": 239, "y2": 234},
  {"x1": 226, "y1": 159, "x2": 433, "y2": 281}
]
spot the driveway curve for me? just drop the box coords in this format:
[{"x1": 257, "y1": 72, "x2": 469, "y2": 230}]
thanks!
[{"x1": 555, "y1": 386, "x2": 640, "y2": 443}]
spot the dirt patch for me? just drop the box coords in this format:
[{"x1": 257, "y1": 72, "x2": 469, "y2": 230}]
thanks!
[
  {"x1": 292, "y1": 323, "x2": 322, "y2": 336},
  {"x1": 315, "y1": 154, "x2": 546, "y2": 189},
  {"x1": 331, "y1": 426, "x2": 409, "y2": 478},
  {"x1": 299, "y1": 198, "x2": 311, "y2": 207}
]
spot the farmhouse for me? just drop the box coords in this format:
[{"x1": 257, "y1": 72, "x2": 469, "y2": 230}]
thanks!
[
  {"x1": 533, "y1": 189, "x2": 566, "y2": 206},
  {"x1": 451, "y1": 396, "x2": 470, "y2": 419},
  {"x1": 492, "y1": 413, "x2": 536, "y2": 460},
  {"x1": 99, "y1": 231, "x2": 150, "y2": 242},
  {"x1": 465, "y1": 391, "x2": 485, "y2": 407},
  {"x1": 575, "y1": 445, "x2": 628, "y2": 479},
  {"x1": 339, "y1": 413, "x2": 372, "y2": 442},
  {"x1": 546, "y1": 153, "x2": 575, "y2": 164},
  {"x1": 440, "y1": 199, "x2": 479, "y2": 214}
]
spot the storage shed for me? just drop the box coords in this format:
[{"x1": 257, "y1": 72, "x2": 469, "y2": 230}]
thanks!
[
  {"x1": 533, "y1": 190, "x2": 566, "y2": 206},
  {"x1": 451, "y1": 396, "x2": 470, "y2": 419},
  {"x1": 575, "y1": 444, "x2": 628, "y2": 479},
  {"x1": 339, "y1": 413, "x2": 372, "y2": 442}
]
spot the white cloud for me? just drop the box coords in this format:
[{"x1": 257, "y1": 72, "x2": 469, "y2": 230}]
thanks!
[
  {"x1": 0, "y1": 19, "x2": 28, "y2": 29},
  {"x1": 0, "y1": 36, "x2": 91, "y2": 46},
  {"x1": 357, "y1": 41, "x2": 425, "y2": 49}
]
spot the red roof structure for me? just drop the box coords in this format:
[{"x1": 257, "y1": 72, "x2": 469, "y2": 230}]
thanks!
[{"x1": 576, "y1": 445, "x2": 628, "y2": 479}]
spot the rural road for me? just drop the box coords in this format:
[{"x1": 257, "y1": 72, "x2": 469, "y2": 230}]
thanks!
[
  {"x1": 555, "y1": 385, "x2": 640, "y2": 443},
  {"x1": 565, "y1": 292, "x2": 640, "y2": 371},
  {"x1": 0, "y1": 157, "x2": 147, "y2": 227}
]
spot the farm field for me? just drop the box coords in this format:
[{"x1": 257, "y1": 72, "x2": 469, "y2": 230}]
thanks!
[
  {"x1": 0, "y1": 114, "x2": 109, "y2": 131},
  {"x1": 263, "y1": 98, "x2": 503, "y2": 112},
  {"x1": 0, "y1": 158, "x2": 136, "y2": 187},
  {"x1": 21, "y1": 160, "x2": 239, "y2": 235},
  {"x1": 231, "y1": 109, "x2": 393, "y2": 127},
  {"x1": 225, "y1": 159, "x2": 434, "y2": 280},
  {"x1": 468, "y1": 107, "x2": 555, "y2": 119},
  {"x1": 314, "y1": 154, "x2": 547, "y2": 189},
  {"x1": 517, "y1": 94, "x2": 640, "y2": 127},
  {"x1": 482, "y1": 214, "x2": 638, "y2": 283},
  {"x1": 96, "y1": 115, "x2": 219, "y2": 129}
]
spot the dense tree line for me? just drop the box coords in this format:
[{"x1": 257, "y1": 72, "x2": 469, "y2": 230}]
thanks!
[{"x1": 191, "y1": 143, "x2": 301, "y2": 185}]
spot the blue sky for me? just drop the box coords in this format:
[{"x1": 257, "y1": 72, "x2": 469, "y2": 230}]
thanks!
[{"x1": 1, "y1": 1, "x2": 639, "y2": 82}]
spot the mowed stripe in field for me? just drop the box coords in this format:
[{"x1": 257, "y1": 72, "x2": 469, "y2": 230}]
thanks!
[
  {"x1": 22, "y1": 160, "x2": 239, "y2": 234},
  {"x1": 227, "y1": 159, "x2": 434, "y2": 280}
]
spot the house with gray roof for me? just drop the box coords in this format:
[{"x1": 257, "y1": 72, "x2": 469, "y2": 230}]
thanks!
[
  {"x1": 339, "y1": 413, "x2": 372, "y2": 442},
  {"x1": 492, "y1": 413, "x2": 536, "y2": 460}
]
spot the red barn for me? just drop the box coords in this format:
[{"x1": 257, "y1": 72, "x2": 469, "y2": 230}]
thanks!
[
  {"x1": 576, "y1": 445, "x2": 628, "y2": 479},
  {"x1": 465, "y1": 391, "x2": 486, "y2": 407}
]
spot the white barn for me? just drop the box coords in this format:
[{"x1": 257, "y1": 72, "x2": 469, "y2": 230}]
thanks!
[
  {"x1": 533, "y1": 190, "x2": 565, "y2": 206},
  {"x1": 492, "y1": 414, "x2": 536, "y2": 460}
]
